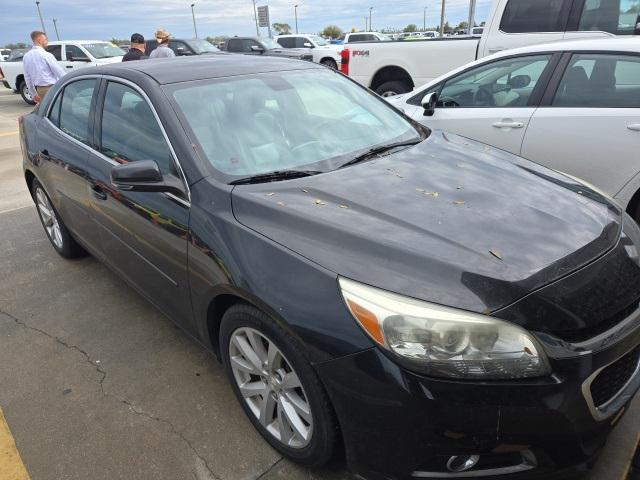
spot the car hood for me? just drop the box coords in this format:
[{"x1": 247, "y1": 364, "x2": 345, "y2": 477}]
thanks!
[{"x1": 231, "y1": 131, "x2": 622, "y2": 314}]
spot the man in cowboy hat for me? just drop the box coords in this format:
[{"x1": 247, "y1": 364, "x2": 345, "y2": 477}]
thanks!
[{"x1": 149, "y1": 28, "x2": 175, "y2": 58}]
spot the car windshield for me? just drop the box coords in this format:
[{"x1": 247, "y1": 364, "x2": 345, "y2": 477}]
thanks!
[
  {"x1": 169, "y1": 69, "x2": 423, "y2": 180},
  {"x1": 309, "y1": 36, "x2": 328, "y2": 46},
  {"x1": 82, "y1": 43, "x2": 124, "y2": 58},
  {"x1": 187, "y1": 39, "x2": 220, "y2": 54},
  {"x1": 261, "y1": 38, "x2": 281, "y2": 49}
]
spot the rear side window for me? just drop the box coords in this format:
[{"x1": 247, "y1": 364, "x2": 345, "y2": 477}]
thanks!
[
  {"x1": 578, "y1": 0, "x2": 640, "y2": 35},
  {"x1": 348, "y1": 34, "x2": 365, "y2": 42},
  {"x1": 226, "y1": 39, "x2": 242, "y2": 52},
  {"x1": 46, "y1": 44, "x2": 62, "y2": 60},
  {"x1": 553, "y1": 54, "x2": 640, "y2": 107},
  {"x1": 500, "y1": 0, "x2": 570, "y2": 33},
  {"x1": 100, "y1": 82, "x2": 174, "y2": 174},
  {"x1": 58, "y1": 79, "x2": 96, "y2": 144},
  {"x1": 48, "y1": 90, "x2": 63, "y2": 126}
]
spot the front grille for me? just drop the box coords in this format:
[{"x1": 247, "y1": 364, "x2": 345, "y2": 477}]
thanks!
[{"x1": 590, "y1": 345, "x2": 640, "y2": 407}]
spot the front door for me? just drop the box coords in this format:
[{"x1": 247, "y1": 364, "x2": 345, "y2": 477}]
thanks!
[
  {"x1": 522, "y1": 52, "x2": 640, "y2": 199},
  {"x1": 85, "y1": 79, "x2": 193, "y2": 327},
  {"x1": 415, "y1": 53, "x2": 556, "y2": 155},
  {"x1": 62, "y1": 44, "x2": 92, "y2": 72}
]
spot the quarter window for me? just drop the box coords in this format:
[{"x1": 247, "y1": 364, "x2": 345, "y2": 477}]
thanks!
[
  {"x1": 552, "y1": 54, "x2": 640, "y2": 108},
  {"x1": 48, "y1": 89, "x2": 63, "y2": 127},
  {"x1": 58, "y1": 79, "x2": 96, "y2": 144},
  {"x1": 100, "y1": 82, "x2": 174, "y2": 174},
  {"x1": 500, "y1": 0, "x2": 570, "y2": 33},
  {"x1": 578, "y1": 0, "x2": 640, "y2": 35},
  {"x1": 437, "y1": 55, "x2": 552, "y2": 108}
]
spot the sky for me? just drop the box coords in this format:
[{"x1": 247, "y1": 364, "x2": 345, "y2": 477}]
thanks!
[{"x1": 0, "y1": 0, "x2": 492, "y2": 46}]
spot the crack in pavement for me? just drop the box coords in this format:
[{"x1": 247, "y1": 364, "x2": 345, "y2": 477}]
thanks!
[
  {"x1": 0, "y1": 308, "x2": 222, "y2": 480},
  {"x1": 254, "y1": 457, "x2": 284, "y2": 480}
]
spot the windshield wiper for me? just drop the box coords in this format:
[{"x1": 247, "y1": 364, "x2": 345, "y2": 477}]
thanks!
[
  {"x1": 229, "y1": 170, "x2": 322, "y2": 185},
  {"x1": 339, "y1": 139, "x2": 422, "y2": 169}
]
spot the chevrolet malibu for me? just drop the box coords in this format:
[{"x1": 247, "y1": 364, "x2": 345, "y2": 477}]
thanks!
[{"x1": 20, "y1": 55, "x2": 640, "y2": 480}]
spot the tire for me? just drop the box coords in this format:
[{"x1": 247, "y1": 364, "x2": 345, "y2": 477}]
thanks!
[
  {"x1": 375, "y1": 80, "x2": 412, "y2": 98},
  {"x1": 19, "y1": 81, "x2": 36, "y2": 105},
  {"x1": 32, "y1": 179, "x2": 85, "y2": 258},
  {"x1": 220, "y1": 304, "x2": 338, "y2": 467},
  {"x1": 320, "y1": 58, "x2": 338, "y2": 70}
]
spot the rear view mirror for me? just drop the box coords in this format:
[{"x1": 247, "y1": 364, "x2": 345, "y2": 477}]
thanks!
[
  {"x1": 508, "y1": 74, "x2": 531, "y2": 89},
  {"x1": 250, "y1": 45, "x2": 265, "y2": 53},
  {"x1": 111, "y1": 160, "x2": 184, "y2": 196},
  {"x1": 421, "y1": 92, "x2": 438, "y2": 117}
]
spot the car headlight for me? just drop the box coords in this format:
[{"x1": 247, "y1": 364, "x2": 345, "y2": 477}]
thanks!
[{"x1": 339, "y1": 277, "x2": 551, "y2": 380}]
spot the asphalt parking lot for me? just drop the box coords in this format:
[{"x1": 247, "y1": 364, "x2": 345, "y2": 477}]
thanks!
[{"x1": 0, "y1": 87, "x2": 638, "y2": 480}]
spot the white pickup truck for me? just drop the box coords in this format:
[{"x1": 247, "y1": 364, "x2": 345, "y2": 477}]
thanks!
[
  {"x1": 0, "y1": 40, "x2": 124, "y2": 104},
  {"x1": 343, "y1": 0, "x2": 640, "y2": 96}
]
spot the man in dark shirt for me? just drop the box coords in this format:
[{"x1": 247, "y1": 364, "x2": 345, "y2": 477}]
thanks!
[{"x1": 122, "y1": 33, "x2": 148, "y2": 61}]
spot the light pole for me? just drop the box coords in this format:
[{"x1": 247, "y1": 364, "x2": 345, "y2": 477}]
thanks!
[
  {"x1": 190, "y1": 3, "x2": 198, "y2": 38},
  {"x1": 467, "y1": 0, "x2": 476, "y2": 34},
  {"x1": 252, "y1": 0, "x2": 259, "y2": 36},
  {"x1": 52, "y1": 18, "x2": 60, "y2": 40},
  {"x1": 364, "y1": 17, "x2": 368, "y2": 31},
  {"x1": 369, "y1": 7, "x2": 373, "y2": 31},
  {"x1": 35, "y1": 1, "x2": 47, "y2": 35},
  {"x1": 439, "y1": 0, "x2": 446, "y2": 37},
  {"x1": 423, "y1": 6, "x2": 427, "y2": 31},
  {"x1": 294, "y1": 4, "x2": 299, "y2": 34}
]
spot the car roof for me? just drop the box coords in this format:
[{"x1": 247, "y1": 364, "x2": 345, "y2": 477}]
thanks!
[
  {"x1": 86, "y1": 54, "x2": 321, "y2": 84},
  {"x1": 49, "y1": 40, "x2": 110, "y2": 44},
  {"x1": 492, "y1": 36, "x2": 640, "y2": 58}
]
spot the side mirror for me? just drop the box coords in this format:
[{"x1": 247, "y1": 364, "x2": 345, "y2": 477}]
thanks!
[
  {"x1": 421, "y1": 92, "x2": 438, "y2": 117},
  {"x1": 250, "y1": 45, "x2": 265, "y2": 53},
  {"x1": 71, "y1": 56, "x2": 91, "y2": 62},
  {"x1": 635, "y1": 18, "x2": 640, "y2": 35},
  {"x1": 111, "y1": 160, "x2": 184, "y2": 196},
  {"x1": 508, "y1": 74, "x2": 531, "y2": 89},
  {"x1": 303, "y1": 42, "x2": 313, "y2": 48}
]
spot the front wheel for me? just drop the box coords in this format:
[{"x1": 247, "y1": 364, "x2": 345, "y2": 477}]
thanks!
[
  {"x1": 375, "y1": 80, "x2": 412, "y2": 97},
  {"x1": 220, "y1": 304, "x2": 338, "y2": 467},
  {"x1": 19, "y1": 81, "x2": 36, "y2": 105}
]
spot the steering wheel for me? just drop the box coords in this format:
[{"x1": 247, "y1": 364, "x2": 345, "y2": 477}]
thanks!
[{"x1": 474, "y1": 86, "x2": 496, "y2": 107}]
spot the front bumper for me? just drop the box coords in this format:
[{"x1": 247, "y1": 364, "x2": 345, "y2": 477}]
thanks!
[{"x1": 316, "y1": 336, "x2": 640, "y2": 480}]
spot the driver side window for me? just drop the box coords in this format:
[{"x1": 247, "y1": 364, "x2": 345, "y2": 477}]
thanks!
[{"x1": 438, "y1": 54, "x2": 552, "y2": 108}]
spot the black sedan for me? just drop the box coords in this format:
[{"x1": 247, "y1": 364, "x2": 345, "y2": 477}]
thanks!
[{"x1": 20, "y1": 55, "x2": 640, "y2": 480}]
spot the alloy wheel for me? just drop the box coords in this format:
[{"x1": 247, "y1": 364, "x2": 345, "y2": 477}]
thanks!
[
  {"x1": 229, "y1": 327, "x2": 313, "y2": 448},
  {"x1": 35, "y1": 187, "x2": 63, "y2": 249}
]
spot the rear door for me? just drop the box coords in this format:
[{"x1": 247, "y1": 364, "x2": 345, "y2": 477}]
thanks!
[
  {"x1": 481, "y1": 0, "x2": 572, "y2": 56},
  {"x1": 37, "y1": 78, "x2": 99, "y2": 247},
  {"x1": 521, "y1": 52, "x2": 640, "y2": 198},
  {"x1": 84, "y1": 79, "x2": 193, "y2": 327},
  {"x1": 413, "y1": 53, "x2": 557, "y2": 154}
]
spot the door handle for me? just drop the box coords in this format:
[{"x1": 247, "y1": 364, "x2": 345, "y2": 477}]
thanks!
[
  {"x1": 628, "y1": 124, "x2": 640, "y2": 132},
  {"x1": 91, "y1": 185, "x2": 107, "y2": 201},
  {"x1": 492, "y1": 120, "x2": 524, "y2": 129},
  {"x1": 66, "y1": 66, "x2": 73, "y2": 69}
]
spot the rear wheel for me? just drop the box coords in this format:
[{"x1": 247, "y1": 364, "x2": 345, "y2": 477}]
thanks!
[
  {"x1": 32, "y1": 179, "x2": 85, "y2": 258},
  {"x1": 375, "y1": 80, "x2": 412, "y2": 97},
  {"x1": 220, "y1": 304, "x2": 338, "y2": 466},
  {"x1": 19, "y1": 81, "x2": 36, "y2": 105},
  {"x1": 320, "y1": 58, "x2": 338, "y2": 70}
]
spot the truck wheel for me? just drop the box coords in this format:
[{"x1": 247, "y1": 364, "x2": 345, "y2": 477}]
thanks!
[
  {"x1": 20, "y1": 81, "x2": 36, "y2": 105},
  {"x1": 375, "y1": 80, "x2": 412, "y2": 97},
  {"x1": 320, "y1": 58, "x2": 338, "y2": 70}
]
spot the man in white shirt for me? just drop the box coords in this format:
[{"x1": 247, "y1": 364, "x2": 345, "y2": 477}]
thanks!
[{"x1": 23, "y1": 31, "x2": 66, "y2": 104}]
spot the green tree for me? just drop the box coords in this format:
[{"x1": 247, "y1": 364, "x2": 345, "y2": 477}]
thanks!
[
  {"x1": 110, "y1": 38, "x2": 128, "y2": 45},
  {"x1": 206, "y1": 36, "x2": 228, "y2": 45},
  {"x1": 3, "y1": 42, "x2": 28, "y2": 49},
  {"x1": 456, "y1": 21, "x2": 469, "y2": 31},
  {"x1": 403, "y1": 24, "x2": 418, "y2": 32},
  {"x1": 322, "y1": 25, "x2": 343, "y2": 39},
  {"x1": 272, "y1": 23, "x2": 292, "y2": 35},
  {"x1": 443, "y1": 21, "x2": 452, "y2": 33}
]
